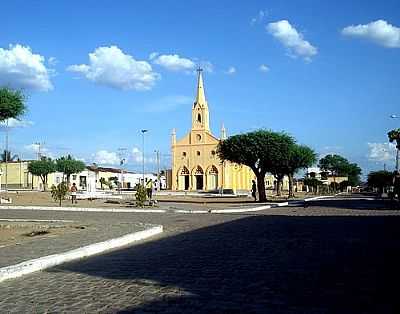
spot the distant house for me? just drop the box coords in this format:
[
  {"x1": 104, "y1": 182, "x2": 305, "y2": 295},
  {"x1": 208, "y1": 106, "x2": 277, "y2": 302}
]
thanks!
[
  {"x1": 0, "y1": 161, "x2": 163, "y2": 191},
  {"x1": 306, "y1": 167, "x2": 348, "y2": 185}
]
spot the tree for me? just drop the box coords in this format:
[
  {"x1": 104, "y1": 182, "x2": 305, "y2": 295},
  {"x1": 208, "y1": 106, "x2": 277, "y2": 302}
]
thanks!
[
  {"x1": 51, "y1": 182, "x2": 69, "y2": 206},
  {"x1": 0, "y1": 87, "x2": 26, "y2": 121},
  {"x1": 319, "y1": 154, "x2": 361, "y2": 189},
  {"x1": 303, "y1": 177, "x2": 323, "y2": 194},
  {"x1": 56, "y1": 155, "x2": 86, "y2": 184},
  {"x1": 367, "y1": 170, "x2": 393, "y2": 193},
  {"x1": 99, "y1": 177, "x2": 106, "y2": 190},
  {"x1": 286, "y1": 145, "x2": 317, "y2": 198},
  {"x1": 135, "y1": 184, "x2": 147, "y2": 207},
  {"x1": 388, "y1": 128, "x2": 400, "y2": 149},
  {"x1": 28, "y1": 157, "x2": 56, "y2": 191},
  {"x1": 1, "y1": 150, "x2": 18, "y2": 162},
  {"x1": 388, "y1": 128, "x2": 400, "y2": 170},
  {"x1": 217, "y1": 129, "x2": 295, "y2": 202}
]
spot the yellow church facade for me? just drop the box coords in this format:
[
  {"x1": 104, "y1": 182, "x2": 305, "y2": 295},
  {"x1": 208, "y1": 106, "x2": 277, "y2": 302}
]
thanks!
[{"x1": 171, "y1": 70, "x2": 255, "y2": 192}]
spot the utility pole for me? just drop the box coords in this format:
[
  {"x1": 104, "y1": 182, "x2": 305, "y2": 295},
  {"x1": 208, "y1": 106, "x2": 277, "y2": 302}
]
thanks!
[
  {"x1": 118, "y1": 147, "x2": 127, "y2": 193},
  {"x1": 154, "y1": 150, "x2": 160, "y2": 191},
  {"x1": 34, "y1": 142, "x2": 43, "y2": 160},
  {"x1": 141, "y1": 130, "x2": 148, "y2": 186}
]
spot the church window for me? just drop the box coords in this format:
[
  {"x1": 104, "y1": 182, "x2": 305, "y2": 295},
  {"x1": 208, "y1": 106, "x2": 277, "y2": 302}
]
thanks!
[
  {"x1": 196, "y1": 134, "x2": 202, "y2": 141},
  {"x1": 197, "y1": 113, "x2": 201, "y2": 123},
  {"x1": 182, "y1": 152, "x2": 187, "y2": 157},
  {"x1": 211, "y1": 150, "x2": 216, "y2": 156},
  {"x1": 197, "y1": 151, "x2": 201, "y2": 156}
]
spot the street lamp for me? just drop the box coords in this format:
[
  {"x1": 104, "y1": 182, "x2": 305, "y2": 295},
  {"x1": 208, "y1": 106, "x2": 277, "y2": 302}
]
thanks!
[{"x1": 141, "y1": 129, "x2": 148, "y2": 186}]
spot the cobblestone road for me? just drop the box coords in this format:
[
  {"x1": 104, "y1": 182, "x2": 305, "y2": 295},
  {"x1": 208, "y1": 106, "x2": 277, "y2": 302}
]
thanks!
[{"x1": 0, "y1": 196, "x2": 399, "y2": 313}]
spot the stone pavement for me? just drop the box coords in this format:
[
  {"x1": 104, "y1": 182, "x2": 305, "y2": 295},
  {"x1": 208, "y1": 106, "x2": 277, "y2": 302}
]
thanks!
[{"x1": 0, "y1": 197, "x2": 399, "y2": 313}]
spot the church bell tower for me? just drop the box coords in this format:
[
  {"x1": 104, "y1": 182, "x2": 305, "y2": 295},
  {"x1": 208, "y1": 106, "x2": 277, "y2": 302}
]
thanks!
[{"x1": 191, "y1": 68, "x2": 210, "y2": 132}]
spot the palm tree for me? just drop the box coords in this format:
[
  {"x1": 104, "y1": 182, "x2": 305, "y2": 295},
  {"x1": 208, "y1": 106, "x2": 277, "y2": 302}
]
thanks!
[{"x1": 1, "y1": 150, "x2": 18, "y2": 162}]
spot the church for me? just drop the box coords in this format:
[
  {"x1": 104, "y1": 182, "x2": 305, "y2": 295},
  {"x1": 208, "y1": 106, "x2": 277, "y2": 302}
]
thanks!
[{"x1": 171, "y1": 69, "x2": 255, "y2": 192}]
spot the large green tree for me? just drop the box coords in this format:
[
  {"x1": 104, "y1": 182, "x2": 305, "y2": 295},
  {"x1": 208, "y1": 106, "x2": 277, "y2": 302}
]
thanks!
[
  {"x1": 217, "y1": 129, "x2": 295, "y2": 202},
  {"x1": 28, "y1": 157, "x2": 56, "y2": 191},
  {"x1": 56, "y1": 155, "x2": 86, "y2": 184},
  {"x1": 367, "y1": 170, "x2": 393, "y2": 193},
  {"x1": 319, "y1": 154, "x2": 361, "y2": 188},
  {"x1": 286, "y1": 145, "x2": 317, "y2": 198},
  {"x1": 0, "y1": 87, "x2": 26, "y2": 121}
]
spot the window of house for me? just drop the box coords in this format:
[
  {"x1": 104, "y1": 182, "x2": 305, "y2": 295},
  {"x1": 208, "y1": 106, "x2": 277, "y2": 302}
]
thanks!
[
  {"x1": 182, "y1": 152, "x2": 187, "y2": 157},
  {"x1": 197, "y1": 134, "x2": 202, "y2": 141},
  {"x1": 197, "y1": 151, "x2": 201, "y2": 156},
  {"x1": 72, "y1": 175, "x2": 77, "y2": 180}
]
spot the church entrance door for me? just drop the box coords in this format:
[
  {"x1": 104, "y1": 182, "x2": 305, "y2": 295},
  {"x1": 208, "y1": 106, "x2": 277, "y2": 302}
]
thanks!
[
  {"x1": 193, "y1": 166, "x2": 204, "y2": 190},
  {"x1": 184, "y1": 175, "x2": 189, "y2": 190},
  {"x1": 195, "y1": 175, "x2": 203, "y2": 190}
]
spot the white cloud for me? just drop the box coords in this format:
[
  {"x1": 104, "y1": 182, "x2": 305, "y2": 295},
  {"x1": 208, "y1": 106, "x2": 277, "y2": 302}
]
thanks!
[
  {"x1": 24, "y1": 143, "x2": 53, "y2": 159},
  {"x1": 48, "y1": 57, "x2": 58, "y2": 66},
  {"x1": 342, "y1": 20, "x2": 400, "y2": 48},
  {"x1": 250, "y1": 10, "x2": 268, "y2": 26},
  {"x1": 259, "y1": 64, "x2": 270, "y2": 72},
  {"x1": 94, "y1": 150, "x2": 120, "y2": 165},
  {"x1": 0, "y1": 118, "x2": 34, "y2": 128},
  {"x1": 0, "y1": 44, "x2": 53, "y2": 91},
  {"x1": 225, "y1": 66, "x2": 236, "y2": 75},
  {"x1": 367, "y1": 142, "x2": 396, "y2": 162},
  {"x1": 152, "y1": 54, "x2": 196, "y2": 72},
  {"x1": 149, "y1": 52, "x2": 159, "y2": 60},
  {"x1": 67, "y1": 46, "x2": 160, "y2": 91},
  {"x1": 266, "y1": 20, "x2": 317, "y2": 61},
  {"x1": 200, "y1": 61, "x2": 214, "y2": 73},
  {"x1": 131, "y1": 147, "x2": 155, "y2": 164}
]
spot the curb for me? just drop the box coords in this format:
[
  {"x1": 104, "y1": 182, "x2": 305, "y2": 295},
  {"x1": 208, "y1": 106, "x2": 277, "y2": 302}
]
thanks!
[
  {"x1": 0, "y1": 205, "x2": 166, "y2": 213},
  {"x1": 0, "y1": 225, "x2": 163, "y2": 283}
]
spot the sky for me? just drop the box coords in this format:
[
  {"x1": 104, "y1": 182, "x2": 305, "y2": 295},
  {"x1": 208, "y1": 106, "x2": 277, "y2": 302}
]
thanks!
[{"x1": 0, "y1": 0, "x2": 399, "y2": 178}]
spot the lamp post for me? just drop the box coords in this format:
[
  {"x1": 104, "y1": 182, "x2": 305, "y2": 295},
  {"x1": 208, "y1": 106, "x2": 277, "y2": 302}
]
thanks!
[
  {"x1": 141, "y1": 129, "x2": 148, "y2": 186},
  {"x1": 390, "y1": 114, "x2": 400, "y2": 172}
]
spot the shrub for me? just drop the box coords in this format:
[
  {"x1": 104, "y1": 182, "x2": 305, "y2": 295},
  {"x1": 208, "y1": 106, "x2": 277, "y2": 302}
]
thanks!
[
  {"x1": 51, "y1": 182, "x2": 69, "y2": 206},
  {"x1": 135, "y1": 184, "x2": 147, "y2": 207}
]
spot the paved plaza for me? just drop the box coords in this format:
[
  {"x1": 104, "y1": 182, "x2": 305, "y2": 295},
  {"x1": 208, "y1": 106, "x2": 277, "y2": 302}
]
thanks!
[{"x1": 0, "y1": 195, "x2": 399, "y2": 313}]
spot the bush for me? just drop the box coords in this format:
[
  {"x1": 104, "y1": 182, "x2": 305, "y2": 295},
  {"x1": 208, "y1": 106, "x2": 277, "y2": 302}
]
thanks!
[
  {"x1": 51, "y1": 182, "x2": 69, "y2": 206},
  {"x1": 135, "y1": 184, "x2": 147, "y2": 207}
]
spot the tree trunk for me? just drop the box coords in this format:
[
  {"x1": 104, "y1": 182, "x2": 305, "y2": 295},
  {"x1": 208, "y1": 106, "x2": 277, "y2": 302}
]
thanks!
[
  {"x1": 288, "y1": 173, "x2": 295, "y2": 198},
  {"x1": 275, "y1": 175, "x2": 283, "y2": 196},
  {"x1": 256, "y1": 173, "x2": 267, "y2": 202},
  {"x1": 40, "y1": 175, "x2": 46, "y2": 191},
  {"x1": 59, "y1": 198, "x2": 62, "y2": 207}
]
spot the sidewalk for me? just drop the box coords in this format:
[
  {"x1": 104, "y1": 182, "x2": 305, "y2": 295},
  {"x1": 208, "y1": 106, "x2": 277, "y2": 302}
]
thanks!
[{"x1": 0, "y1": 218, "x2": 158, "y2": 269}]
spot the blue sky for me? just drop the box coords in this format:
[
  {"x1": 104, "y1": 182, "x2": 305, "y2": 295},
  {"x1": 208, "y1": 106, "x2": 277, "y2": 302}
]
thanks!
[{"x1": 0, "y1": 0, "x2": 399, "y2": 177}]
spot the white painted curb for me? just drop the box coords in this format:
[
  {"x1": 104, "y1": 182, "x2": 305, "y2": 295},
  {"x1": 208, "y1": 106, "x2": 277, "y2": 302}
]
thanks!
[
  {"x1": 0, "y1": 225, "x2": 163, "y2": 283},
  {"x1": 210, "y1": 205, "x2": 272, "y2": 214},
  {"x1": 0, "y1": 205, "x2": 166, "y2": 213}
]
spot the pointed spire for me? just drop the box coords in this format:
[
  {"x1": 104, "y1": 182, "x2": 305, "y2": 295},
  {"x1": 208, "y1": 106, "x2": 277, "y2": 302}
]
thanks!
[
  {"x1": 221, "y1": 123, "x2": 227, "y2": 140},
  {"x1": 194, "y1": 68, "x2": 207, "y2": 107}
]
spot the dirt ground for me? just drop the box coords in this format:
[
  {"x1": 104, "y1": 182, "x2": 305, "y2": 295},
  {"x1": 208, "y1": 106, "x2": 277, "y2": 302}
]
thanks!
[{"x1": 0, "y1": 221, "x2": 85, "y2": 247}]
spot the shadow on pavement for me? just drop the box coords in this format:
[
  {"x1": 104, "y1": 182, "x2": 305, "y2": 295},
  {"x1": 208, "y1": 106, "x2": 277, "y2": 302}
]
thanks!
[
  {"x1": 306, "y1": 198, "x2": 400, "y2": 211},
  {"x1": 53, "y1": 215, "x2": 400, "y2": 313}
]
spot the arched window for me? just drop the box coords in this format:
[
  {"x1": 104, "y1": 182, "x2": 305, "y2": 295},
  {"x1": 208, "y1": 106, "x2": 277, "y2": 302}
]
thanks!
[{"x1": 197, "y1": 113, "x2": 201, "y2": 123}]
